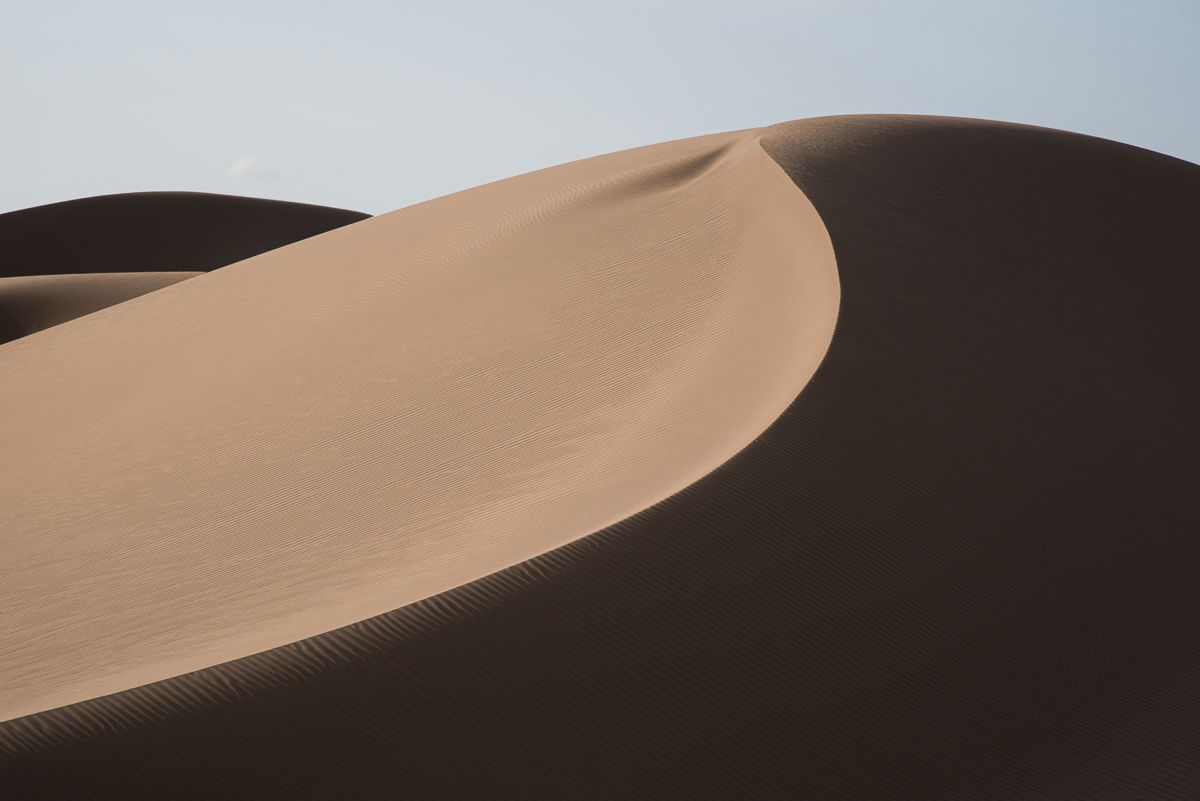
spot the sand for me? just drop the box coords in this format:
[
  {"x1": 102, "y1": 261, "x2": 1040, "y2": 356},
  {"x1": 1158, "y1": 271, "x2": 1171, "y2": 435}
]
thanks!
[
  {"x1": 0, "y1": 192, "x2": 367, "y2": 345},
  {"x1": 3, "y1": 115, "x2": 1199, "y2": 800},
  {"x1": 0, "y1": 130, "x2": 838, "y2": 722},
  {"x1": 0, "y1": 191, "x2": 369, "y2": 279},
  {"x1": 0, "y1": 272, "x2": 201, "y2": 344}
]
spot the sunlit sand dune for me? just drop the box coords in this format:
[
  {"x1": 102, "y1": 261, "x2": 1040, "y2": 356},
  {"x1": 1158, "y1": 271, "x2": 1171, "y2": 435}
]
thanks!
[
  {"x1": 0, "y1": 130, "x2": 838, "y2": 722},
  {"x1": 3, "y1": 115, "x2": 1199, "y2": 800}
]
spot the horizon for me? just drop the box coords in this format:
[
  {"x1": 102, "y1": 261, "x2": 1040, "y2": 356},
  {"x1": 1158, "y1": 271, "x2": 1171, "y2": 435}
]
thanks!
[{"x1": 4, "y1": 0, "x2": 1198, "y2": 216}]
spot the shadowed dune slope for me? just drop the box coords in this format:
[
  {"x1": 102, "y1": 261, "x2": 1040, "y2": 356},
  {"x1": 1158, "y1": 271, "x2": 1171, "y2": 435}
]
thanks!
[
  {"x1": 0, "y1": 272, "x2": 201, "y2": 345},
  {"x1": 0, "y1": 191, "x2": 369, "y2": 280},
  {"x1": 0, "y1": 193, "x2": 367, "y2": 343},
  {"x1": 4, "y1": 116, "x2": 1200, "y2": 800}
]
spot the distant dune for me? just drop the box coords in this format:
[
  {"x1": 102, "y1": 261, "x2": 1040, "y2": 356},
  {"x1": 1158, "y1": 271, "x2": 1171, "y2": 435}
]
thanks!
[
  {"x1": 2, "y1": 116, "x2": 1198, "y2": 800},
  {"x1": 0, "y1": 273, "x2": 201, "y2": 345},
  {"x1": 0, "y1": 192, "x2": 369, "y2": 344},
  {"x1": 0, "y1": 191, "x2": 369, "y2": 279}
]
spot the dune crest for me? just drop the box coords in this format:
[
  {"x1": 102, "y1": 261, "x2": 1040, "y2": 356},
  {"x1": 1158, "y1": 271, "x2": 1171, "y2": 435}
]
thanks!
[{"x1": 0, "y1": 130, "x2": 838, "y2": 721}]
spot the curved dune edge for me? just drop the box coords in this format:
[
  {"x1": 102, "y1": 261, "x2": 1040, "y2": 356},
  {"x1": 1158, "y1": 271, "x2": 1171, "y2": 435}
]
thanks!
[
  {"x1": 0, "y1": 129, "x2": 839, "y2": 722},
  {"x1": 0, "y1": 272, "x2": 202, "y2": 343}
]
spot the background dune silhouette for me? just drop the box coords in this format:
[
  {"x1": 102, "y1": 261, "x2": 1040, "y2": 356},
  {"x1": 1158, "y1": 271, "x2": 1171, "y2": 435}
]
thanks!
[
  {"x1": 0, "y1": 273, "x2": 200, "y2": 345},
  {"x1": 3, "y1": 115, "x2": 1199, "y2": 800},
  {"x1": 0, "y1": 192, "x2": 369, "y2": 280},
  {"x1": 0, "y1": 192, "x2": 369, "y2": 345}
]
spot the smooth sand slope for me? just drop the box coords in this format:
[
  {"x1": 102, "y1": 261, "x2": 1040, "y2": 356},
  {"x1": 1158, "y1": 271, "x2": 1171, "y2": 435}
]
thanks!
[
  {"x1": 0, "y1": 131, "x2": 838, "y2": 722},
  {"x1": 4, "y1": 116, "x2": 1200, "y2": 800}
]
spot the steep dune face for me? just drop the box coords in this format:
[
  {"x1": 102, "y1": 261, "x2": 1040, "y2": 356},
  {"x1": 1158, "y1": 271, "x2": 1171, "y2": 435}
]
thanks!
[
  {"x1": 0, "y1": 130, "x2": 838, "y2": 722},
  {"x1": 3, "y1": 115, "x2": 1199, "y2": 801}
]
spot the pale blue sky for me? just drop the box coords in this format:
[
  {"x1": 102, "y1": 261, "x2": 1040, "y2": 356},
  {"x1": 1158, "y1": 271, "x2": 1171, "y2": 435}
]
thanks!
[{"x1": 3, "y1": 1, "x2": 1197, "y2": 215}]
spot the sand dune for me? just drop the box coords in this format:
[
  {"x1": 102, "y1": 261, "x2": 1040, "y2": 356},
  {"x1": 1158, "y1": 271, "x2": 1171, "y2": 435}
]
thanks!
[
  {"x1": 0, "y1": 272, "x2": 201, "y2": 344},
  {"x1": 3, "y1": 116, "x2": 1199, "y2": 800},
  {"x1": 0, "y1": 131, "x2": 838, "y2": 722},
  {"x1": 0, "y1": 191, "x2": 369, "y2": 279},
  {"x1": 0, "y1": 192, "x2": 367, "y2": 345}
]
